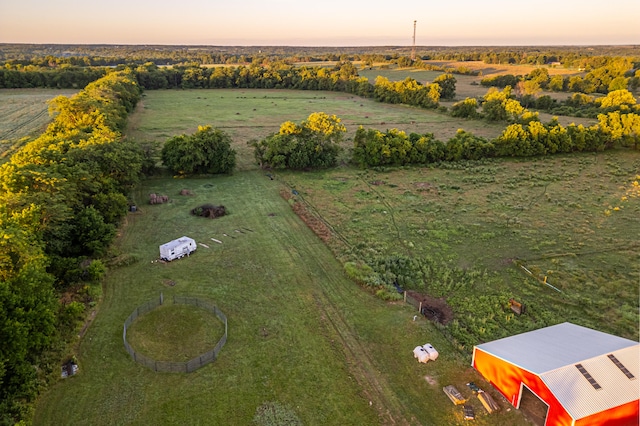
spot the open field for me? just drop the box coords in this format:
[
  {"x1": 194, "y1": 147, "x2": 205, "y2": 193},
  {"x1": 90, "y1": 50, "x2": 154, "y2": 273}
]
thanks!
[
  {"x1": 32, "y1": 88, "x2": 546, "y2": 425},
  {"x1": 34, "y1": 88, "x2": 637, "y2": 425},
  {"x1": 421, "y1": 60, "x2": 582, "y2": 78},
  {"x1": 126, "y1": 89, "x2": 509, "y2": 170},
  {"x1": 0, "y1": 88, "x2": 77, "y2": 158},
  {"x1": 34, "y1": 172, "x2": 527, "y2": 425}
]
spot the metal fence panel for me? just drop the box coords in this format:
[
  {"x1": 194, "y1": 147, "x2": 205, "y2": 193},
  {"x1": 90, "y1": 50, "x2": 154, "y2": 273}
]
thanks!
[{"x1": 123, "y1": 295, "x2": 227, "y2": 373}]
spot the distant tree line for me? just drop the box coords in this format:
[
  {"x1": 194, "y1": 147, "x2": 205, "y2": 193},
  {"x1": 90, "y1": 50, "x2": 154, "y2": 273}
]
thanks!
[
  {"x1": 480, "y1": 58, "x2": 639, "y2": 95},
  {"x1": 0, "y1": 71, "x2": 144, "y2": 424},
  {"x1": 1, "y1": 43, "x2": 637, "y2": 69},
  {"x1": 0, "y1": 65, "x2": 106, "y2": 89}
]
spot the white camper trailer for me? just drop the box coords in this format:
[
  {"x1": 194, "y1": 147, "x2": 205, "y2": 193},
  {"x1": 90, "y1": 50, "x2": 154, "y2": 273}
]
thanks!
[{"x1": 159, "y1": 236, "x2": 196, "y2": 261}]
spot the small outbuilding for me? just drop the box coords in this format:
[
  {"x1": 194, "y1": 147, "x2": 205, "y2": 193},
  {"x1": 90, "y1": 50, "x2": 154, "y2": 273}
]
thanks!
[
  {"x1": 159, "y1": 236, "x2": 197, "y2": 261},
  {"x1": 472, "y1": 322, "x2": 639, "y2": 426}
]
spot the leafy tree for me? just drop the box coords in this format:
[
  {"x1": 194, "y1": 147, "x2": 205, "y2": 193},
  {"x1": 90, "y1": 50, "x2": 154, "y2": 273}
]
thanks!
[
  {"x1": 598, "y1": 112, "x2": 640, "y2": 149},
  {"x1": 598, "y1": 89, "x2": 637, "y2": 110},
  {"x1": 72, "y1": 206, "x2": 116, "y2": 257},
  {"x1": 432, "y1": 73, "x2": 456, "y2": 99},
  {"x1": 608, "y1": 76, "x2": 629, "y2": 92},
  {"x1": 482, "y1": 87, "x2": 538, "y2": 123},
  {"x1": 526, "y1": 68, "x2": 550, "y2": 87},
  {"x1": 445, "y1": 130, "x2": 494, "y2": 161},
  {"x1": 480, "y1": 74, "x2": 519, "y2": 88},
  {"x1": 535, "y1": 95, "x2": 557, "y2": 111},
  {"x1": 548, "y1": 75, "x2": 565, "y2": 91},
  {"x1": 161, "y1": 125, "x2": 236, "y2": 175},
  {"x1": 252, "y1": 113, "x2": 345, "y2": 170},
  {"x1": 482, "y1": 87, "x2": 511, "y2": 121}
]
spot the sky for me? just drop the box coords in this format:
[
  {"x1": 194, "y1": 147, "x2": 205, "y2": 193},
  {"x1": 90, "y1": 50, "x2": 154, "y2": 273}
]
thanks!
[{"x1": 1, "y1": 0, "x2": 639, "y2": 46}]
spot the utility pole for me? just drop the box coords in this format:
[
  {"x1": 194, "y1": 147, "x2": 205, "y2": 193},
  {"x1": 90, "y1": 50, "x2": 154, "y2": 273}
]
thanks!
[{"x1": 411, "y1": 20, "x2": 417, "y2": 61}]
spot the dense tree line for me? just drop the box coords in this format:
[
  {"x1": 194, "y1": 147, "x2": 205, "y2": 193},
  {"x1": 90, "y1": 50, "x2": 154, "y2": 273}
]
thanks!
[
  {"x1": 0, "y1": 71, "x2": 143, "y2": 424},
  {"x1": 0, "y1": 65, "x2": 106, "y2": 89},
  {"x1": 451, "y1": 84, "x2": 638, "y2": 123},
  {"x1": 352, "y1": 112, "x2": 639, "y2": 167}
]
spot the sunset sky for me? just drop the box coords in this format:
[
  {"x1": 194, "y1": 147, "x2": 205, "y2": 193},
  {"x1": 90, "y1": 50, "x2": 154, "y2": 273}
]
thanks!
[{"x1": 1, "y1": 0, "x2": 639, "y2": 46}]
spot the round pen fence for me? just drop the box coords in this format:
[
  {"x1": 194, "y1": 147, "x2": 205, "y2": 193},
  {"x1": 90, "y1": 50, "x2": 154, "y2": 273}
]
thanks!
[{"x1": 123, "y1": 294, "x2": 227, "y2": 373}]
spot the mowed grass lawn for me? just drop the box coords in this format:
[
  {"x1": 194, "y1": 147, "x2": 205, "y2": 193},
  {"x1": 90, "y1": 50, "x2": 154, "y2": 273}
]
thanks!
[{"x1": 34, "y1": 89, "x2": 532, "y2": 425}]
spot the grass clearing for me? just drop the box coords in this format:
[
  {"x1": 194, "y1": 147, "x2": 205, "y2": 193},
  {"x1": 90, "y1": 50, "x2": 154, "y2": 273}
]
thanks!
[
  {"x1": 126, "y1": 304, "x2": 225, "y2": 362},
  {"x1": 35, "y1": 172, "x2": 527, "y2": 425}
]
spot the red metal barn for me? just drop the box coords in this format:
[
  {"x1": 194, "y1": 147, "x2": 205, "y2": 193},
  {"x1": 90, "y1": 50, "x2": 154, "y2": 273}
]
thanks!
[{"x1": 472, "y1": 323, "x2": 639, "y2": 426}]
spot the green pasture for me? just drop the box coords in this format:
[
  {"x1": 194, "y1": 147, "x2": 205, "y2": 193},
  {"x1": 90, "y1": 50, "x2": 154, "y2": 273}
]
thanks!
[
  {"x1": 34, "y1": 172, "x2": 525, "y2": 425},
  {"x1": 34, "y1": 88, "x2": 637, "y2": 425},
  {"x1": 358, "y1": 67, "x2": 444, "y2": 85},
  {"x1": 280, "y1": 151, "x2": 640, "y2": 342},
  {"x1": 0, "y1": 88, "x2": 76, "y2": 158}
]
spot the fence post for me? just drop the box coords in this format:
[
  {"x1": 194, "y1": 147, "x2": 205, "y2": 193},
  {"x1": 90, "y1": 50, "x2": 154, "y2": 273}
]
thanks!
[
  {"x1": 160, "y1": 292, "x2": 164, "y2": 305},
  {"x1": 404, "y1": 291, "x2": 407, "y2": 303},
  {"x1": 419, "y1": 301, "x2": 422, "y2": 314}
]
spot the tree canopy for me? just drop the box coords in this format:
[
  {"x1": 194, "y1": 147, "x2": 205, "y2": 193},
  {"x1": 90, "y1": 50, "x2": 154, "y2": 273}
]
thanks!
[
  {"x1": 161, "y1": 125, "x2": 237, "y2": 175},
  {"x1": 252, "y1": 113, "x2": 345, "y2": 170}
]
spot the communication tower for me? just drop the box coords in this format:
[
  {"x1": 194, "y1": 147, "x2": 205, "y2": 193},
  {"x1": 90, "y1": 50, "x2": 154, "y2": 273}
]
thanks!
[{"x1": 411, "y1": 20, "x2": 417, "y2": 61}]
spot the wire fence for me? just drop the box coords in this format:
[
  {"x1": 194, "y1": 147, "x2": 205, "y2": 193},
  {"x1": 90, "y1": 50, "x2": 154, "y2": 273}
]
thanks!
[{"x1": 123, "y1": 294, "x2": 227, "y2": 373}]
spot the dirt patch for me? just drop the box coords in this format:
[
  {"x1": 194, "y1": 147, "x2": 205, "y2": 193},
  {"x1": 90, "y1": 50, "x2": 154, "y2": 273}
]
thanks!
[
  {"x1": 191, "y1": 204, "x2": 226, "y2": 219},
  {"x1": 406, "y1": 291, "x2": 454, "y2": 325},
  {"x1": 281, "y1": 189, "x2": 333, "y2": 243}
]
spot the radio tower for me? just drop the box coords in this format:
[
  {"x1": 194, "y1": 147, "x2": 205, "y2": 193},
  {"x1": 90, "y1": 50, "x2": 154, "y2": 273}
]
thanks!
[{"x1": 411, "y1": 20, "x2": 417, "y2": 61}]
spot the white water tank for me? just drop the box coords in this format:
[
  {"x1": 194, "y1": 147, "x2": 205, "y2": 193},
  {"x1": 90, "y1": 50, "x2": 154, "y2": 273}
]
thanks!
[
  {"x1": 413, "y1": 346, "x2": 430, "y2": 363},
  {"x1": 423, "y1": 343, "x2": 439, "y2": 361}
]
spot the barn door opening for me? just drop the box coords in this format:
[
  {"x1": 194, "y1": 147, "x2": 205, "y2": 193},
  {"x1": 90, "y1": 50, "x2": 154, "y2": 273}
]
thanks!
[{"x1": 519, "y1": 384, "x2": 549, "y2": 426}]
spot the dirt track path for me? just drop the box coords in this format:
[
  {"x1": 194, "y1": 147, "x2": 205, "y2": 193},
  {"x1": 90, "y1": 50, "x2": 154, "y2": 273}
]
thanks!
[{"x1": 261, "y1": 173, "x2": 415, "y2": 425}]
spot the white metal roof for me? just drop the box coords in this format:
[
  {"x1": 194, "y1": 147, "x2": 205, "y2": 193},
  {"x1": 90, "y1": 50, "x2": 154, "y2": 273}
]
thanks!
[
  {"x1": 540, "y1": 345, "x2": 639, "y2": 419},
  {"x1": 475, "y1": 322, "x2": 637, "y2": 374},
  {"x1": 475, "y1": 322, "x2": 639, "y2": 420}
]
